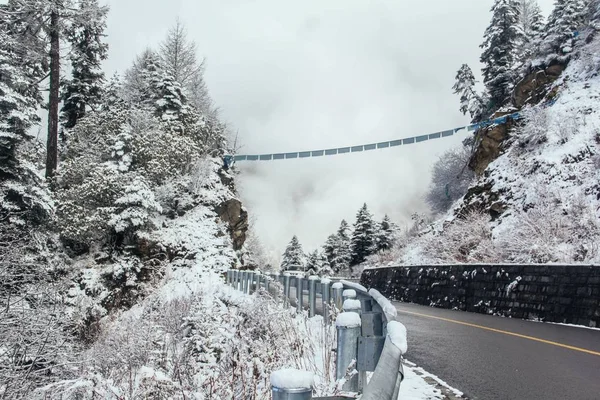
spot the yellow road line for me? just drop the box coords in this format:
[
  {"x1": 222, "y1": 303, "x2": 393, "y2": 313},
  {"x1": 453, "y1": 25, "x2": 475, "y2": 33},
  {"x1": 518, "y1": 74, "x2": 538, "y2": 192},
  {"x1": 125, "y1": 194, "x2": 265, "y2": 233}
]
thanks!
[{"x1": 398, "y1": 309, "x2": 600, "y2": 357}]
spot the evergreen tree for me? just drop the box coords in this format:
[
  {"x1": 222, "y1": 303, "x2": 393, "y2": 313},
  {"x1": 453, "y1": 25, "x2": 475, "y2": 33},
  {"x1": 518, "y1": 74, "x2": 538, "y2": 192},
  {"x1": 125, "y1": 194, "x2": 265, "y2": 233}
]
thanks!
[
  {"x1": 335, "y1": 219, "x2": 352, "y2": 269},
  {"x1": 323, "y1": 234, "x2": 341, "y2": 273},
  {"x1": 376, "y1": 215, "x2": 395, "y2": 252},
  {"x1": 306, "y1": 250, "x2": 320, "y2": 276},
  {"x1": 281, "y1": 235, "x2": 305, "y2": 271},
  {"x1": 480, "y1": 0, "x2": 521, "y2": 109},
  {"x1": 350, "y1": 203, "x2": 377, "y2": 265},
  {"x1": 543, "y1": 0, "x2": 587, "y2": 55},
  {"x1": 318, "y1": 251, "x2": 333, "y2": 276},
  {"x1": 123, "y1": 48, "x2": 156, "y2": 104},
  {"x1": 0, "y1": 12, "x2": 49, "y2": 225},
  {"x1": 516, "y1": 0, "x2": 545, "y2": 59},
  {"x1": 60, "y1": 0, "x2": 108, "y2": 132},
  {"x1": 452, "y1": 64, "x2": 484, "y2": 120}
]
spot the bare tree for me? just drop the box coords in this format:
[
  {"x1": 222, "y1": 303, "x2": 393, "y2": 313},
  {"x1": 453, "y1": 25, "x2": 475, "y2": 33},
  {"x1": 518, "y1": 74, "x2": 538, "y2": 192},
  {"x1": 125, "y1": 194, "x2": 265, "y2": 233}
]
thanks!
[
  {"x1": 426, "y1": 146, "x2": 475, "y2": 214},
  {"x1": 159, "y1": 19, "x2": 213, "y2": 115}
]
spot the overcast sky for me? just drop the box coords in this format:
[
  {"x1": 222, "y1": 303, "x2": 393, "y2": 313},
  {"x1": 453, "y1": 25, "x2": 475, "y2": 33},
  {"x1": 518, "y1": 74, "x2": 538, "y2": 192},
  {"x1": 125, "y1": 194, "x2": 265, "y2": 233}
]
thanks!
[{"x1": 102, "y1": 0, "x2": 555, "y2": 261}]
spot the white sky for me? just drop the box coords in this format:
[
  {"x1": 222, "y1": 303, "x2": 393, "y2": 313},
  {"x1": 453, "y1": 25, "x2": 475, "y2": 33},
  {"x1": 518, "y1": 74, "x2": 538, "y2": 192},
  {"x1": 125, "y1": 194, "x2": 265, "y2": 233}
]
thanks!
[{"x1": 101, "y1": 0, "x2": 556, "y2": 260}]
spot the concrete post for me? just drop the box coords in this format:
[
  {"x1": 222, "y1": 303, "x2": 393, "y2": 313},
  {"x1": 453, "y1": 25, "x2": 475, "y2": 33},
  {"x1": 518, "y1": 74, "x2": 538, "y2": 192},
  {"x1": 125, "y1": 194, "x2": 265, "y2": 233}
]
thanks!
[
  {"x1": 336, "y1": 312, "x2": 361, "y2": 392},
  {"x1": 296, "y1": 276, "x2": 303, "y2": 313},
  {"x1": 235, "y1": 270, "x2": 240, "y2": 290},
  {"x1": 321, "y1": 278, "x2": 331, "y2": 324},
  {"x1": 308, "y1": 276, "x2": 319, "y2": 317},
  {"x1": 284, "y1": 274, "x2": 291, "y2": 305},
  {"x1": 332, "y1": 282, "x2": 344, "y2": 310},
  {"x1": 265, "y1": 275, "x2": 270, "y2": 293},
  {"x1": 270, "y1": 369, "x2": 313, "y2": 400}
]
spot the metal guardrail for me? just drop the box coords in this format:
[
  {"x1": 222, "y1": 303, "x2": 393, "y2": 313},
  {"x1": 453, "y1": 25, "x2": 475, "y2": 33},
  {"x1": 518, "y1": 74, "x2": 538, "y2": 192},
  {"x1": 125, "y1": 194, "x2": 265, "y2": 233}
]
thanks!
[{"x1": 225, "y1": 269, "x2": 405, "y2": 400}]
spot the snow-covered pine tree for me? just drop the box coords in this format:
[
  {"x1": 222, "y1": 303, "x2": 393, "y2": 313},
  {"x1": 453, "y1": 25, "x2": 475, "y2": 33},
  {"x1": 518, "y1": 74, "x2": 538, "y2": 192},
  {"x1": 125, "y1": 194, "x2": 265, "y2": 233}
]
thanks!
[
  {"x1": 0, "y1": 17, "x2": 49, "y2": 226},
  {"x1": 376, "y1": 215, "x2": 395, "y2": 252},
  {"x1": 350, "y1": 203, "x2": 377, "y2": 265},
  {"x1": 323, "y1": 234, "x2": 341, "y2": 273},
  {"x1": 123, "y1": 48, "x2": 156, "y2": 104},
  {"x1": 480, "y1": 0, "x2": 521, "y2": 110},
  {"x1": 515, "y1": 0, "x2": 545, "y2": 60},
  {"x1": 60, "y1": 0, "x2": 108, "y2": 131},
  {"x1": 281, "y1": 235, "x2": 305, "y2": 271},
  {"x1": 542, "y1": 0, "x2": 587, "y2": 55},
  {"x1": 305, "y1": 250, "x2": 320, "y2": 276},
  {"x1": 452, "y1": 64, "x2": 485, "y2": 121},
  {"x1": 318, "y1": 251, "x2": 333, "y2": 276},
  {"x1": 335, "y1": 219, "x2": 352, "y2": 270}
]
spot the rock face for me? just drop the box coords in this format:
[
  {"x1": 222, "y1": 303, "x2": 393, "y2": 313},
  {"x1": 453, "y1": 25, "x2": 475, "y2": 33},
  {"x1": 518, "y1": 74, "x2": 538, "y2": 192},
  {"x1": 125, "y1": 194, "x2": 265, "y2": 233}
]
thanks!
[
  {"x1": 469, "y1": 111, "x2": 517, "y2": 176},
  {"x1": 512, "y1": 62, "x2": 566, "y2": 109},
  {"x1": 215, "y1": 198, "x2": 248, "y2": 250}
]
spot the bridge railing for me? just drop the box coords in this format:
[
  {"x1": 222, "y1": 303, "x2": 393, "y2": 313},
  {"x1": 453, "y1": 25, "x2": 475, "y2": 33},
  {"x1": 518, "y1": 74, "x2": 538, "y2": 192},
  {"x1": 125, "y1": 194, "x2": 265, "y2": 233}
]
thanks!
[{"x1": 225, "y1": 269, "x2": 405, "y2": 400}]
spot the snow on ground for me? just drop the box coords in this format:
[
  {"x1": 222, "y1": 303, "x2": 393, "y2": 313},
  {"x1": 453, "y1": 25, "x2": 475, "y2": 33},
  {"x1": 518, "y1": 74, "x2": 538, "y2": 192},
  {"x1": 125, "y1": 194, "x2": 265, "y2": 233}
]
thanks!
[{"x1": 400, "y1": 360, "x2": 465, "y2": 400}]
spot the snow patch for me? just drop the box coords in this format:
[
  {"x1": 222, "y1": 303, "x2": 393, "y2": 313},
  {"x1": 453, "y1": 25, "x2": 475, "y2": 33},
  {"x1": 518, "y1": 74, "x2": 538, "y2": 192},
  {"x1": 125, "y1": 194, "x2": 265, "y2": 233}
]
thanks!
[
  {"x1": 270, "y1": 369, "x2": 314, "y2": 390},
  {"x1": 342, "y1": 299, "x2": 361, "y2": 311},
  {"x1": 336, "y1": 312, "x2": 362, "y2": 328},
  {"x1": 387, "y1": 321, "x2": 408, "y2": 354},
  {"x1": 342, "y1": 289, "x2": 356, "y2": 298}
]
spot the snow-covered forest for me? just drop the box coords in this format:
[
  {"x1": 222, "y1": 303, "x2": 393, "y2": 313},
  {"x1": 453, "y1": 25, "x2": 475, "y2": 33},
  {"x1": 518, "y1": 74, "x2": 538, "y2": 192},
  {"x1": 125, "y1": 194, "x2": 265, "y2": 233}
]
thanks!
[
  {"x1": 279, "y1": 204, "x2": 399, "y2": 277},
  {"x1": 0, "y1": 1, "x2": 277, "y2": 398}
]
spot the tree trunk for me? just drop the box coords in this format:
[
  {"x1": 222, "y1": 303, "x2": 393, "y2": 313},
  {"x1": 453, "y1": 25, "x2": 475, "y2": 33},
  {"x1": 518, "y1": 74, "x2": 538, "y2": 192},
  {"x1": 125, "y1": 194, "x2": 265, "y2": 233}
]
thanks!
[{"x1": 46, "y1": 8, "x2": 60, "y2": 179}]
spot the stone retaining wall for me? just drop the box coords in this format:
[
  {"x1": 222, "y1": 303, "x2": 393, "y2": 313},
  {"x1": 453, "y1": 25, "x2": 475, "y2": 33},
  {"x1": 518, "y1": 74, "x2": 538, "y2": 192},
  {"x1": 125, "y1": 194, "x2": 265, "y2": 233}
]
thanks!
[{"x1": 360, "y1": 264, "x2": 600, "y2": 327}]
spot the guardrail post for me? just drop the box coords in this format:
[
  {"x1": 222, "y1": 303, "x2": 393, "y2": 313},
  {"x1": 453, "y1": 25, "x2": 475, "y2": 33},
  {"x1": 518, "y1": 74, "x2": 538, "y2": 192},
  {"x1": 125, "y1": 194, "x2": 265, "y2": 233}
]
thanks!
[
  {"x1": 332, "y1": 282, "x2": 343, "y2": 310},
  {"x1": 244, "y1": 271, "x2": 250, "y2": 294},
  {"x1": 308, "y1": 276, "x2": 319, "y2": 317},
  {"x1": 336, "y1": 312, "x2": 361, "y2": 392},
  {"x1": 235, "y1": 270, "x2": 241, "y2": 290},
  {"x1": 284, "y1": 273, "x2": 291, "y2": 305},
  {"x1": 270, "y1": 369, "x2": 313, "y2": 400},
  {"x1": 265, "y1": 274, "x2": 270, "y2": 293},
  {"x1": 321, "y1": 278, "x2": 331, "y2": 324},
  {"x1": 296, "y1": 276, "x2": 303, "y2": 313}
]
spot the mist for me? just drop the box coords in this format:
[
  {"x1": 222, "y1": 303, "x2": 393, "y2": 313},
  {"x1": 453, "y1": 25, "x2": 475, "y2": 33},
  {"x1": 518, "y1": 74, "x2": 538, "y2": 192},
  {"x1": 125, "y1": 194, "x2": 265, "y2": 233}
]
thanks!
[{"x1": 100, "y1": 0, "x2": 557, "y2": 258}]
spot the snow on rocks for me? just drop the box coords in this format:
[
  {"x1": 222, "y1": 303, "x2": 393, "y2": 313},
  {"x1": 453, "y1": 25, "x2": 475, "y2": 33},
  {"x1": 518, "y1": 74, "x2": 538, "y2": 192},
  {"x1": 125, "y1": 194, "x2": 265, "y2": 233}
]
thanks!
[
  {"x1": 387, "y1": 321, "x2": 408, "y2": 354},
  {"x1": 342, "y1": 289, "x2": 357, "y2": 298},
  {"x1": 369, "y1": 288, "x2": 398, "y2": 321},
  {"x1": 270, "y1": 369, "x2": 315, "y2": 390},
  {"x1": 336, "y1": 312, "x2": 362, "y2": 328},
  {"x1": 342, "y1": 299, "x2": 362, "y2": 311}
]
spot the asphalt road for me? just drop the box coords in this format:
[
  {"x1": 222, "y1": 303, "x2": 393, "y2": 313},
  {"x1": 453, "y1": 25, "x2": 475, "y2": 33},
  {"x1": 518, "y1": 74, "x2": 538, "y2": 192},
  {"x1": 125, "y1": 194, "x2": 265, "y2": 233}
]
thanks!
[{"x1": 395, "y1": 302, "x2": 600, "y2": 400}]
